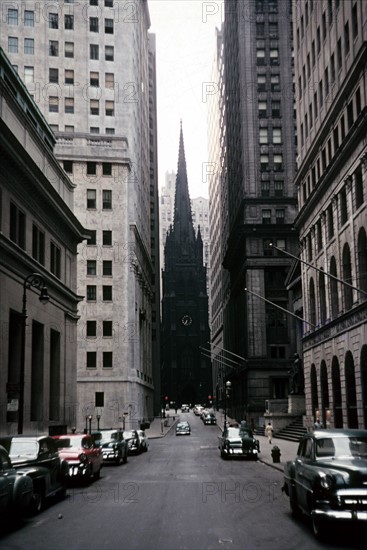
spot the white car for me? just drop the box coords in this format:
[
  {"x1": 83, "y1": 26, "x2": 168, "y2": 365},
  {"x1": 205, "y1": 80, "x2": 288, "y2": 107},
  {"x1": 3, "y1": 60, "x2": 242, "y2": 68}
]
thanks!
[{"x1": 136, "y1": 430, "x2": 149, "y2": 452}]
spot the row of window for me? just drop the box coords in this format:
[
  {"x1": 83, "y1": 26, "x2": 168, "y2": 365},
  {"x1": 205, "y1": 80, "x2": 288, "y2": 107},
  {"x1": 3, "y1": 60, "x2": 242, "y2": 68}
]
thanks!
[
  {"x1": 48, "y1": 97, "x2": 115, "y2": 117},
  {"x1": 10, "y1": 203, "x2": 61, "y2": 278},
  {"x1": 259, "y1": 127, "x2": 282, "y2": 144},
  {"x1": 50, "y1": 125, "x2": 115, "y2": 135},
  {"x1": 86, "y1": 320, "x2": 114, "y2": 337},
  {"x1": 87, "y1": 189, "x2": 112, "y2": 209},
  {"x1": 260, "y1": 179, "x2": 284, "y2": 197},
  {"x1": 300, "y1": 88, "x2": 363, "y2": 202},
  {"x1": 303, "y1": 164, "x2": 365, "y2": 261},
  {"x1": 261, "y1": 209, "x2": 285, "y2": 224},
  {"x1": 7, "y1": 2, "x2": 114, "y2": 28},
  {"x1": 257, "y1": 73, "x2": 281, "y2": 93},
  {"x1": 86, "y1": 260, "x2": 112, "y2": 276},
  {"x1": 86, "y1": 285, "x2": 112, "y2": 301},
  {"x1": 86, "y1": 351, "x2": 113, "y2": 369},
  {"x1": 259, "y1": 100, "x2": 281, "y2": 118},
  {"x1": 307, "y1": 228, "x2": 367, "y2": 328},
  {"x1": 63, "y1": 161, "x2": 112, "y2": 176},
  {"x1": 255, "y1": 0, "x2": 278, "y2": 13},
  {"x1": 49, "y1": 68, "x2": 115, "y2": 89},
  {"x1": 260, "y1": 153, "x2": 284, "y2": 172},
  {"x1": 256, "y1": 46, "x2": 279, "y2": 66}
]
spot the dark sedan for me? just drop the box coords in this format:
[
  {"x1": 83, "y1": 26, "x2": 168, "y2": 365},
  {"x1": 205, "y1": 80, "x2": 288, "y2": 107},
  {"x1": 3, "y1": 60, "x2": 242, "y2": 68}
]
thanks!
[
  {"x1": 218, "y1": 426, "x2": 259, "y2": 460},
  {"x1": 283, "y1": 429, "x2": 367, "y2": 539},
  {"x1": 92, "y1": 430, "x2": 128, "y2": 465},
  {"x1": 0, "y1": 445, "x2": 33, "y2": 518},
  {"x1": 176, "y1": 422, "x2": 191, "y2": 436},
  {"x1": 123, "y1": 430, "x2": 141, "y2": 455}
]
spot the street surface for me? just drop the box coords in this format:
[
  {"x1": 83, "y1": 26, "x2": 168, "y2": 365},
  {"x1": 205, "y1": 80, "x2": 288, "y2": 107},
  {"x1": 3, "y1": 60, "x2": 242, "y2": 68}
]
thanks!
[{"x1": 1, "y1": 413, "x2": 366, "y2": 549}]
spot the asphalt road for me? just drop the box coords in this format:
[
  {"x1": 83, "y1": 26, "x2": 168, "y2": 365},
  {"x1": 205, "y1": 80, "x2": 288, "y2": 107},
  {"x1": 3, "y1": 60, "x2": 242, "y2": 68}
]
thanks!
[{"x1": 1, "y1": 414, "x2": 366, "y2": 550}]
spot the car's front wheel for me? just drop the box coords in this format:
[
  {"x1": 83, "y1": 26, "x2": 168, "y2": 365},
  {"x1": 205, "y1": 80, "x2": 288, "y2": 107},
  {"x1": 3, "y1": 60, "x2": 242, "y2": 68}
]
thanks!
[
  {"x1": 311, "y1": 513, "x2": 327, "y2": 540},
  {"x1": 31, "y1": 483, "x2": 45, "y2": 514}
]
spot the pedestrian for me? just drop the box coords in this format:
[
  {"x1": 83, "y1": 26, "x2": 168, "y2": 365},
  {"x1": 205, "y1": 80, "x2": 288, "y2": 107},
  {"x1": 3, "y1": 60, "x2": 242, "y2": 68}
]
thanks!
[
  {"x1": 314, "y1": 417, "x2": 323, "y2": 429},
  {"x1": 265, "y1": 422, "x2": 274, "y2": 444}
]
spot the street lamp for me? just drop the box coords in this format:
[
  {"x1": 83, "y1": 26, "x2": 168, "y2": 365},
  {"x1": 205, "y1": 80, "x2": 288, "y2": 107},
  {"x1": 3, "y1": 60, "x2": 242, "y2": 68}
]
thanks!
[
  {"x1": 18, "y1": 273, "x2": 49, "y2": 434},
  {"x1": 96, "y1": 414, "x2": 101, "y2": 430},
  {"x1": 88, "y1": 415, "x2": 93, "y2": 434},
  {"x1": 224, "y1": 380, "x2": 232, "y2": 428}
]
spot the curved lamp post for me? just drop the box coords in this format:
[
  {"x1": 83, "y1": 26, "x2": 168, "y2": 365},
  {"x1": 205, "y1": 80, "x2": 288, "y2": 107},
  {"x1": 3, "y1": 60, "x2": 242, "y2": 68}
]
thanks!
[
  {"x1": 88, "y1": 415, "x2": 93, "y2": 434},
  {"x1": 18, "y1": 273, "x2": 49, "y2": 434},
  {"x1": 224, "y1": 380, "x2": 232, "y2": 428}
]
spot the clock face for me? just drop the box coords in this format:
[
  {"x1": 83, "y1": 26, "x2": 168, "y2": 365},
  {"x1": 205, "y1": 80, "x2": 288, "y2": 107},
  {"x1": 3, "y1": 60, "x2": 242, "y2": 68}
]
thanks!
[{"x1": 181, "y1": 315, "x2": 192, "y2": 326}]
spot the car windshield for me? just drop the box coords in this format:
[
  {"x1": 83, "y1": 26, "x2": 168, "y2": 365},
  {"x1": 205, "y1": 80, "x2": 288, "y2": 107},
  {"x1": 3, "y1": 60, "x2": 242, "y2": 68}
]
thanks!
[
  {"x1": 9, "y1": 440, "x2": 38, "y2": 458},
  {"x1": 97, "y1": 431, "x2": 119, "y2": 442},
  {"x1": 316, "y1": 436, "x2": 367, "y2": 458},
  {"x1": 124, "y1": 431, "x2": 135, "y2": 439}
]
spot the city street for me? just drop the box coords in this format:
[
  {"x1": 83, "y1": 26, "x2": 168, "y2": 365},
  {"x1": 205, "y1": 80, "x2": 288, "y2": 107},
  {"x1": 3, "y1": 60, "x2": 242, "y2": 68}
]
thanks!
[{"x1": 1, "y1": 413, "x2": 366, "y2": 550}]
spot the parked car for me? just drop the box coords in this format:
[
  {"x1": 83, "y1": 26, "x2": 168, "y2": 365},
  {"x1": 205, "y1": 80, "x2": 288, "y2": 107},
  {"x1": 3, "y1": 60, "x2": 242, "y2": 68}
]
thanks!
[
  {"x1": 123, "y1": 430, "x2": 142, "y2": 455},
  {"x1": 176, "y1": 422, "x2": 191, "y2": 436},
  {"x1": 53, "y1": 434, "x2": 102, "y2": 483},
  {"x1": 181, "y1": 404, "x2": 190, "y2": 413},
  {"x1": 0, "y1": 435, "x2": 68, "y2": 513},
  {"x1": 92, "y1": 430, "x2": 128, "y2": 465},
  {"x1": 218, "y1": 425, "x2": 259, "y2": 460},
  {"x1": 203, "y1": 412, "x2": 217, "y2": 425},
  {"x1": 136, "y1": 430, "x2": 149, "y2": 452},
  {"x1": 0, "y1": 444, "x2": 33, "y2": 518},
  {"x1": 283, "y1": 429, "x2": 367, "y2": 539},
  {"x1": 193, "y1": 405, "x2": 204, "y2": 416}
]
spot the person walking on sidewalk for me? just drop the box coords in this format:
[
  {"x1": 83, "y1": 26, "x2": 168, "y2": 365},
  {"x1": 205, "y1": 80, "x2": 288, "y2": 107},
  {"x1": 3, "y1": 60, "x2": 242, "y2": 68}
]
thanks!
[{"x1": 265, "y1": 422, "x2": 274, "y2": 444}]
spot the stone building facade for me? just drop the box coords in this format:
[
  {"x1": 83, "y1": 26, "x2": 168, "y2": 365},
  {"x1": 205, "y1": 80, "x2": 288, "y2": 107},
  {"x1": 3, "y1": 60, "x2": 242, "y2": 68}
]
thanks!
[
  {"x1": 294, "y1": 0, "x2": 367, "y2": 428},
  {"x1": 0, "y1": 48, "x2": 88, "y2": 434}
]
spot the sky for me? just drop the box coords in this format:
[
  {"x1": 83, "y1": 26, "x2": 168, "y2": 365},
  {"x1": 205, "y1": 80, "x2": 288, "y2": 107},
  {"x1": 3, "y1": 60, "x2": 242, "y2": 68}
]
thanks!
[{"x1": 148, "y1": 0, "x2": 224, "y2": 198}]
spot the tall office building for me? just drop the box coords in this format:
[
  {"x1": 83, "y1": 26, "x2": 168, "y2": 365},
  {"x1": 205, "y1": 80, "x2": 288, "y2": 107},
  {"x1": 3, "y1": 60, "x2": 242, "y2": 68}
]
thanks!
[
  {"x1": 1, "y1": 0, "x2": 158, "y2": 430},
  {"x1": 293, "y1": 0, "x2": 367, "y2": 428},
  {"x1": 213, "y1": 0, "x2": 299, "y2": 425}
]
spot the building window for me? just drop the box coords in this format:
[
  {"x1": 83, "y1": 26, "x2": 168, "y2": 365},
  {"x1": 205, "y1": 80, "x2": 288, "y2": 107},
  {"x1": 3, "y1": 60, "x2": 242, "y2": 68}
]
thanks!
[
  {"x1": 49, "y1": 41, "x2": 59, "y2": 56},
  {"x1": 95, "y1": 392, "x2": 104, "y2": 407},
  {"x1": 87, "y1": 352, "x2": 97, "y2": 369},
  {"x1": 102, "y1": 163, "x2": 112, "y2": 176},
  {"x1": 352, "y1": 3, "x2": 358, "y2": 39},
  {"x1": 90, "y1": 44, "x2": 99, "y2": 60},
  {"x1": 103, "y1": 286, "x2": 112, "y2": 301},
  {"x1": 339, "y1": 188, "x2": 348, "y2": 226},
  {"x1": 344, "y1": 22, "x2": 350, "y2": 56},
  {"x1": 32, "y1": 225, "x2": 45, "y2": 265},
  {"x1": 272, "y1": 101, "x2": 281, "y2": 118},
  {"x1": 8, "y1": 37, "x2": 18, "y2": 53},
  {"x1": 105, "y1": 45, "x2": 114, "y2": 61},
  {"x1": 274, "y1": 154, "x2": 283, "y2": 171},
  {"x1": 64, "y1": 14, "x2": 74, "y2": 29},
  {"x1": 103, "y1": 260, "x2": 112, "y2": 276},
  {"x1": 354, "y1": 165, "x2": 364, "y2": 210},
  {"x1": 63, "y1": 160, "x2": 73, "y2": 173},
  {"x1": 86, "y1": 320, "x2": 97, "y2": 337},
  {"x1": 105, "y1": 18, "x2": 114, "y2": 33},
  {"x1": 49, "y1": 96, "x2": 59, "y2": 113},
  {"x1": 65, "y1": 42, "x2": 74, "y2": 58},
  {"x1": 24, "y1": 38, "x2": 34, "y2": 54},
  {"x1": 327, "y1": 205, "x2": 334, "y2": 240},
  {"x1": 260, "y1": 154, "x2": 269, "y2": 171},
  {"x1": 105, "y1": 73, "x2": 114, "y2": 89},
  {"x1": 337, "y1": 38, "x2": 342, "y2": 70},
  {"x1": 90, "y1": 127, "x2": 100, "y2": 134},
  {"x1": 103, "y1": 352, "x2": 113, "y2": 368},
  {"x1": 87, "y1": 260, "x2": 97, "y2": 276},
  {"x1": 49, "y1": 68, "x2": 59, "y2": 83},
  {"x1": 88, "y1": 230, "x2": 97, "y2": 245},
  {"x1": 259, "y1": 128, "x2": 268, "y2": 144},
  {"x1": 261, "y1": 180, "x2": 270, "y2": 197},
  {"x1": 90, "y1": 99, "x2": 99, "y2": 115},
  {"x1": 50, "y1": 242, "x2": 61, "y2": 278},
  {"x1": 103, "y1": 321, "x2": 113, "y2": 337},
  {"x1": 262, "y1": 210, "x2": 271, "y2": 224},
  {"x1": 8, "y1": 9, "x2": 18, "y2": 25},
  {"x1": 65, "y1": 98, "x2": 74, "y2": 113},
  {"x1": 87, "y1": 162, "x2": 97, "y2": 176},
  {"x1": 317, "y1": 220, "x2": 323, "y2": 251},
  {"x1": 86, "y1": 285, "x2": 97, "y2": 301},
  {"x1": 103, "y1": 231, "x2": 112, "y2": 246},
  {"x1": 49, "y1": 13, "x2": 58, "y2": 28},
  {"x1": 105, "y1": 100, "x2": 114, "y2": 116},
  {"x1": 24, "y1": 66, "x2": 34, "y2": 83},
  {"x1": 316, "y1": 26, "x2": 321, "y2": 54},
  {"x1": 270, "y1": 49, "x2": 279, "y2": 65},
  {"x1": 256, "y1": 49, "x2": 265, "y2": 66},
  {"x1": 272, "y1": 128, "x2": 282, "y2": 144},
  {"x1": 90, "y1": 17, "x2": 99, "y2": 32},
  {"x1": 276, "y1": 209, "x2": 285, "y2": 224},
  {"x1": 102, "y1": 190, "x2": 112, "y2": 209},
  {"x1": 106, "y1": 128, "x2": 115, "y2": 135},
  {"x1": 24, "y1": 10, "x2": 34, "y2": 27},
  {"x1": 274, "y1": 180, "x2": 284, "y2": 197},
  {"x1": 65, "y1": 69, "x2": 74, "y2": 84},
  {"x1": 270, "y1": 74, "x2": 280, "y2": 92},
  {"x1": 90, "y1": 71, "x2": 99, "y2": 86},
  {"x1": 90, "y1": 0, "x2": 99, "y2": 4},
  {"x1": 87, "y1": 189, "x2": 97, "y2": 209},
  {"x1": 259, "y1": 101, "x2": 267, "y2": 118}
]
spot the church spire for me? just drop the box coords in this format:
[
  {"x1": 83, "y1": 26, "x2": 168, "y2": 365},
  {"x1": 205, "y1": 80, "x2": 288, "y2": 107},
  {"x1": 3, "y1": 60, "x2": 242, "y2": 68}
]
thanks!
[{"x1": 173, "y1": 122, "x2": 195, "y2": 245}]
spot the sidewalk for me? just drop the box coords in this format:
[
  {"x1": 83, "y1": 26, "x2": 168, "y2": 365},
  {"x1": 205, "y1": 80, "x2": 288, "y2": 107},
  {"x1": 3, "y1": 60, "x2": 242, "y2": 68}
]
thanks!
[{"x1": 145, "y1": 410, "x2": 300, "y2": 473}]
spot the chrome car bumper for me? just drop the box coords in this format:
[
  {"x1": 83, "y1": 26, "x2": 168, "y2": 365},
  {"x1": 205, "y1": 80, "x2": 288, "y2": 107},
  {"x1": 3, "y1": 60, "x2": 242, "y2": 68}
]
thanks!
[
  {"x1": 313, "y1": 489, "x2": 367, "y2": 522},
  {"x1": 67, "y1": 462, "x2": 90, "y2": 477}
]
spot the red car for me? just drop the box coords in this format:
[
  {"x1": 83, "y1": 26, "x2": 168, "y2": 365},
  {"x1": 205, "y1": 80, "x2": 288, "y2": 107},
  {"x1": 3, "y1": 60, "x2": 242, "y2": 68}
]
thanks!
[{"x1": 53, "y1": 434, "x2": 103, "y2": 483}]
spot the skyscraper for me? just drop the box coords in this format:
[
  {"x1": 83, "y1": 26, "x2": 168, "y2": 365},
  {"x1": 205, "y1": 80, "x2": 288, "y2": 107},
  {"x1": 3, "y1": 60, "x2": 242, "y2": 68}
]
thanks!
[{"x1": 1, "y1": 0, "x2": 158, "y2": 430}]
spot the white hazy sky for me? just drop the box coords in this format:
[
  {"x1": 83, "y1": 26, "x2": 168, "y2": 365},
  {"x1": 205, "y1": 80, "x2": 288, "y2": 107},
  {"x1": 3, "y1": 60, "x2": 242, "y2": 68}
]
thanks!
[{"x1": 148, "y1": 0, "x2": 224, "y2": 198}]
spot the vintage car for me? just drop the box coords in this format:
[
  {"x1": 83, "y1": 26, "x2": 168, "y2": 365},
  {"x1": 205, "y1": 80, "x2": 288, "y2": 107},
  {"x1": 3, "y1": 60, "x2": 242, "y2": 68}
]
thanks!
[
  {"x1": 283, "y1": 429, "x2": 367, "y2": 539},
  {"x1": 203, "y1": 412, "x2": 217, "y2": 425},
  {"x1": 53, "y1": 434, "x2": 103, "y2": 482},
  {"x1": 181, "y1": 404, "x2": 190, "y2": 413},
  {"x1": 0, "y1": 444, "x2": 33, "y2": 518},
  {"x1": 176, "y1": 421, "x2": 191, "y2": 436},
  {"x1": 123, "y1": 430, "x2": 142, "y2": 455},
  {"x1": 193, "y1": 405, "x2": 204, "y2": 416},
  {"x1": 0, "y1": 435, "x2": 68, "y2": 513},
  {"x1": 218, "y1": 425, "x2": 260, "y2": 459},
  {"x1": 92, "y1": 429, "x2": 128, "y2": 465}
]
